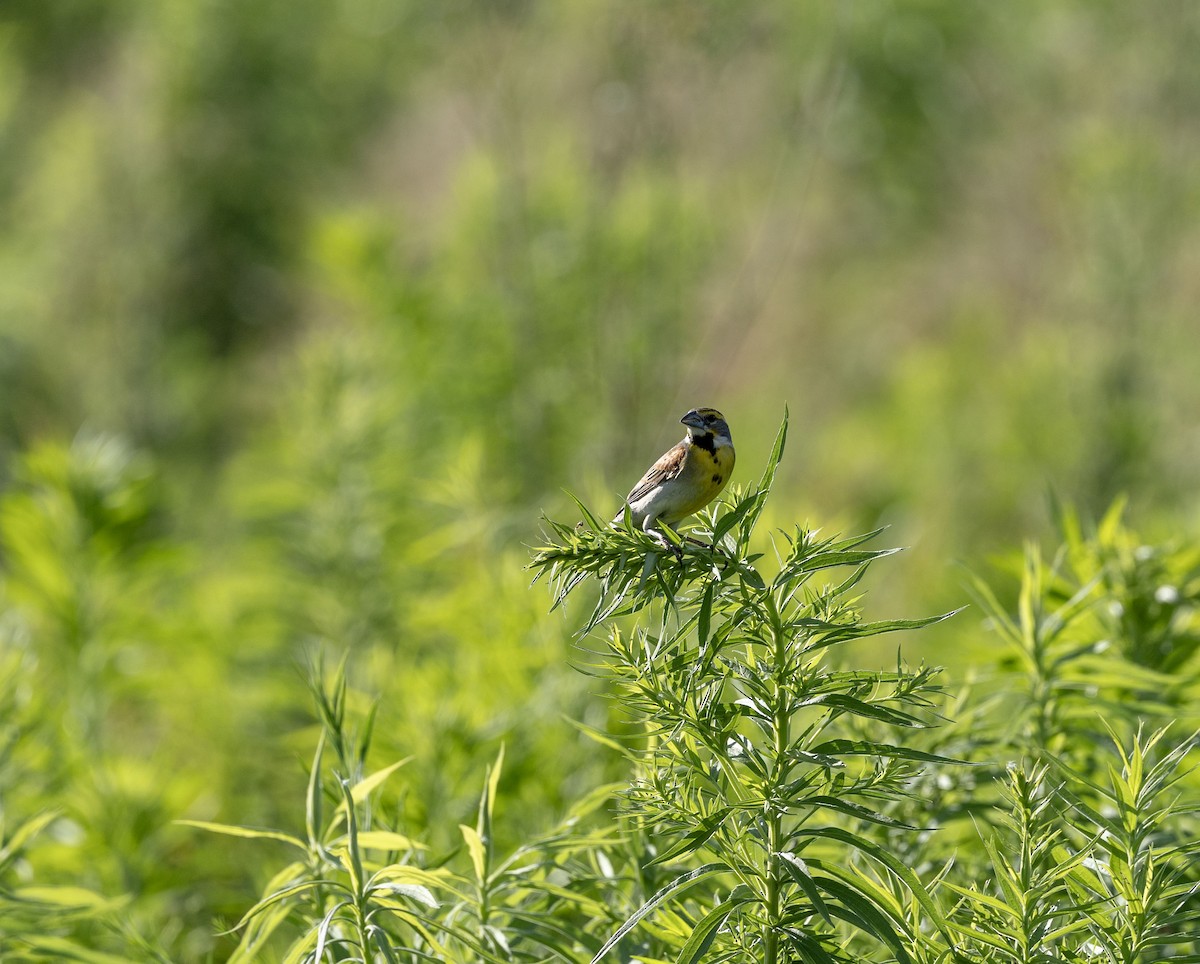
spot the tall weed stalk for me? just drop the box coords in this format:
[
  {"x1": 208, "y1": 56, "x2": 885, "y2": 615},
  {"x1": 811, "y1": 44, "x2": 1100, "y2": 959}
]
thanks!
[{"x1": 532, "y1": 413, "x2": 959, "y2": 961}]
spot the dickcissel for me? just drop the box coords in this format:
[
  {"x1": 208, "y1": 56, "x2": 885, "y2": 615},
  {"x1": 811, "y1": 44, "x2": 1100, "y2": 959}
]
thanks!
[{"x1": 616, "y1": 407, "x2": 735, "y2": 543}]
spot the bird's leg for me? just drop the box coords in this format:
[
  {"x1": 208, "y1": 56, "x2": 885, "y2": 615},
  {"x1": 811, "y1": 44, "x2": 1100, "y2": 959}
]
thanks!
[
  {"x1": 679, "y1": 533, "x2": 737, "y2": 571},
  {"x1": 663, "y1": 536, "x2": 685, "y2": 563},
  {"x1": 645, "y1": 521, "x2": 685, "y2": 562}
]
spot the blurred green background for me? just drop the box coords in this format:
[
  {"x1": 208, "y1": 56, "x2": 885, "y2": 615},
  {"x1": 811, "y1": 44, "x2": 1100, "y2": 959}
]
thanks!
[{"x1": 2, "y1": 1, "x2": 1199, "y2": 958}]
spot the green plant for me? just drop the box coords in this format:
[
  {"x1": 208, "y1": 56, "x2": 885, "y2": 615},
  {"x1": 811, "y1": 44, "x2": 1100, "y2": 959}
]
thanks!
[
  {"x1": 945, "y1": 762, "x2": 1096, "y2": 961},
  {"x1": 1062, "y1": 726, "x2": 1200, "y2": 962},
  {"x1": 944, "y1": 505, "x2": 1200, "y2": 963},
  {"x1": 532, "y1": 413, "x2": 959, "y2": 962},
  {"x1": 195, "y1": 427, "x2": 1200, "y2": 963},
  {"x1": 940, "y1": 730, "x2": 1200, "y2": 964},
  {"x1": 185, "y1": 655, "x2": 629, "y2": 963},
  {"x1": 181, "y1": 655, "x2": 456, "y2": 961},
  {"x1": 964, "y1": 508, "x2": 1194, "y2": 764}
]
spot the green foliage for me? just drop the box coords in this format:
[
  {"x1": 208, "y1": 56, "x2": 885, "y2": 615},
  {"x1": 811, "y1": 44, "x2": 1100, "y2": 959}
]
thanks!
[
  {"x1": 941, "y1": 734, "x2": 1200, "y2": 963},
  {"x1": 188, "y1": 657, "x2": 626, "y2": 963},
  {"x1": 965, "y1": 499, "x2": 1200, "y2": 764},
  {"x1": 533, "y1": 413, "x2": 958, "y2": 960},
  {"x1": 188, "y1": 417, "x2": 1200, "y2": 963},
  {"x1": 2, "y1": 409, "x2": 1199, "y2": 960},
  {"x1": 938, "y1": 513, "x2": 1200, "y2": 964},
  {"x1": 945, "y1": 762, "x2": 1098, "y2": 960},
  {"x1": 3, "y1": 2, "x2": 1200, "y2": 960},
  {"x1": 1062, "y1": 728, "x2": 1200, "y2": 960},
  {"x1": 181, "y1": 660, "x2": 461, "y2": 962},
  {"x1": 0, "y1": 436, "x2": 189, "y2": 959}
]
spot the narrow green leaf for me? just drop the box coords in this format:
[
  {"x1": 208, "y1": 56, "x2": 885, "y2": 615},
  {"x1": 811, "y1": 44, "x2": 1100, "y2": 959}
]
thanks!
[
  {"x1": 368, "y1": 923, "x2": 402, "y2": 964},
  {"x1": 227, "y1": 900, "x2": 293, "y2": 963},
  {"x1": 941, "y1": 881, "x2": 1014, "y2": 917},
  {"x1": 711, "y1": 495, "x2": 756, "y2": 543},
  {"x1": 760, "y1": 408, "x2": 789, "y2": 496},
  {"x1": 484, "y1": 743, "x2": 505, "y2": 832},
  {"x1": 788, "y1": 748, "x2": 845, "y2": 769},
  {"x1": 313, "y1": 900, "x2": 346, "y2": 963},
  {"x1": 793, "y1": 611, "x2": 961, "y2": 650},
  {"x1": 551, "y1": 569, "x2": 589, "y2": 612},
  {"x1": 564, "y1": 716, "x2": 637, "y2": 759},
  {"x1": 842, "y1": 610, "x2": 963, "y2": 637},
  {"x1": 646, "y1": 808, "x2": 731, "y2": 866},
  {"x1": 810, "y1": 874, "x2": 912, "y2": 964},
  {"x1": 982, "y1": 837, "x2": 1023, "y2": 910},
  {"x1": 636, "y1": 550, "x2": 658, "y2": 594},
  {"x1": 697, "y1": 582, "x2": 714, "y2": 653},
  {"x1": 799, "y1": 693, "x2": 926, "y2": 727},
  {"x1": 369, "y1": 905, "x2": 456, "y2": 959},
  {"x1": 740, "y1": 409, "x2": 788, "y2": 543},
  {"x1": 827, "y1": 527, "x2": 890, "y2": 552},
  {"x1": 960, "y1": 568, "x2": 1024, "y2": 649},
  {"x1": 792, "y1": 547, "x2": 901, "y2": 575},
  {"x1": 344, "y1": 758, "x2": 412, "y2": 807},
  {"x1": 0, "y1": 809, "x2": 59, "y2": 863},
  {"x1": 340, "y1": 778, "x2": 364, "y2": 894},
  {"x1": 943, "y1": 913, "x2": 1012, "y2": 950},
  {"x1": 358, "y1": 698, "x2": 379, "y2": 767},
  {"x1": 795, "y1": 826, "x2": 950, "y2": 937},
  {"x1": 355, "y1": 830, "x2": 425, "y2": 852},
  {"x1": 740, "y1": 564, "x2": 767, "y2": 592},
  {"x1": 305, "y1": 729, "x2": 325, "y2": 846},
  {"x1": 1041, "y1": 916, "x2": 1095, "y2": 943},
  {"x1": 788, "y1": 929, "x2": 841, "y2": 964},
  {"x1": 279, "y1": 927, "x2": 319, "y2": 964},
  {"x1": 370, "y1": 864, "x2": 458, "y2": 897},
  {"x1": 591, "y1": 863, "x2": 727, "y2": 964},
  {"x1": 567, "y1": 491, "x2": 605, "y2": 531},
  {"x1": 777, "y1": 852, "x2": 833, "y2": 925},
  {"x1": 376, "y1": 882, "x2": 438, "y2": 909},
  {"x1": 809, "y1": 739, "x2": 970, "y2": 767},
  {"x1": 175, "y1": 820, "x2": 306, "y2": 851},
  {"x1": 231, "y1": 880, "x2": 335, "y2": 933},
  {"x1": 461, "y1": 823, "x2": 487, "y2": 883},
  {"x1": 676, "y1": 889, "x2": 750, "y2": 964},
  {"x1": 800, "y1": 795, "x2": 917, "y2": 830},
  {"x1": 223, "y1": 860, "x2": 307, "y2": 950}
]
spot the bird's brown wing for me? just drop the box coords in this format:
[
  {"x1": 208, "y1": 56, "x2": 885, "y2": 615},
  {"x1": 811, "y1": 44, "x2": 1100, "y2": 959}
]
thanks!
[{"x1": 625, "y1": 441, "x2": 689, "y2": 504}]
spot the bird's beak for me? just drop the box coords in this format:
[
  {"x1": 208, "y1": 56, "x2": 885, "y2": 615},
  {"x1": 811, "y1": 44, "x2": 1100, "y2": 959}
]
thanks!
[{"x1": 681, "y1": 410, "x2": 705, "y2": 430}]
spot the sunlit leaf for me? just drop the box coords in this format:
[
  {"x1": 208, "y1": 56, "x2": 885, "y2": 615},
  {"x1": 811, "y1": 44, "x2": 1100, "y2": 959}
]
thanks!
[
  {"x1": 175, "y1": 820, "x2": 306, "y2": 851},
  {"x1": 675, "y1": 886, "x2": 752, "y2": 964},
  {"x1": 591, "y1": 863, "x2": 727, "y2": 963}
]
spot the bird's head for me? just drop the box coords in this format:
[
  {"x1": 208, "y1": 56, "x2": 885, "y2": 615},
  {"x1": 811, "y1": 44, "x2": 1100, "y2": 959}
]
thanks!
[{"x1": 681, "y1": 407, "x2": 732, "y2": 445}]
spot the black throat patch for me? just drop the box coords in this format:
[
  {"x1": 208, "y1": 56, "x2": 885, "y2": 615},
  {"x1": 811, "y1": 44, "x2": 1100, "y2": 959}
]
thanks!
[{"x1": 692, "y1": 433, "x2": 717, "y2": 455}]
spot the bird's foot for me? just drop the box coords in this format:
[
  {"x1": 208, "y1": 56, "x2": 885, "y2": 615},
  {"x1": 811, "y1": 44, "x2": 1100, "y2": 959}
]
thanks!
[{"x1": 647, "y1": 529, "x2": 685, "y2": 562}]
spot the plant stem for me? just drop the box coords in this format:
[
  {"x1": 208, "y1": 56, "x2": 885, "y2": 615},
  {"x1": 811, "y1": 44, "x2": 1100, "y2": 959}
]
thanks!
[
  {"x1": 764, "y1": 817, "x2": 780, "y2": 964},
  {"x1": 764, "y1": 593, "x2": 789, "y2": 964}
]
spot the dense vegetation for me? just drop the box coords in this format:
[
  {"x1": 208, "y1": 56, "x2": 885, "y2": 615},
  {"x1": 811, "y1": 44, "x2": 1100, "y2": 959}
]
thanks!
[{"x1": 1, "y1": 2, "x2": 1198, "y2": 960}]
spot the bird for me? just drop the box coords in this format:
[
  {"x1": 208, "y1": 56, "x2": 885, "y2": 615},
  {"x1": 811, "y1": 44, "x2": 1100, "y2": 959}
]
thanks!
[{"x1": 616, "y1": 407, "x2": 735, "y2": 543}]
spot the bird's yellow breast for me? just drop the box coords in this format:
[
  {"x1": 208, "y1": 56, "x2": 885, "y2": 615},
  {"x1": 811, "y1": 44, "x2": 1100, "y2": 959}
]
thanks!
[{"x1": 660, "y1": 442, "x2": 735, "y2": 524}]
